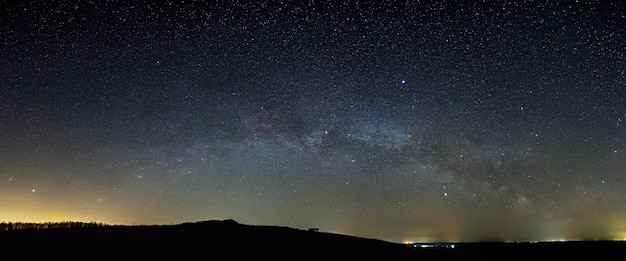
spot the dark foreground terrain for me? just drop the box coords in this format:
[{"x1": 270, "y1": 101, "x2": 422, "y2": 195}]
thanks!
[{"x1": 1, "y1": 219, "x2": 624, "y2": 259}]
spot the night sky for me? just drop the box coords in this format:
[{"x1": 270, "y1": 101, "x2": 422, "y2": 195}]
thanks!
[{"x1": 1, "y1": 0, "x2": 625, "y2": 243}]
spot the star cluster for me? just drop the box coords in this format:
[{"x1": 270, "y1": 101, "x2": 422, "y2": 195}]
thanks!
[{"x1": 1, "y1": 0, "x2": 625, "y2": 242}]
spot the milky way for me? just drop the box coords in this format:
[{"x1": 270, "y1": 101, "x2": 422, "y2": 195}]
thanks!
[{"x1": 1, "y1": 0, "x2": 625, "y2": 242}]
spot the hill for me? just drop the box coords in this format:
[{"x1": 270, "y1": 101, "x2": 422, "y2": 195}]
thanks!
[
  {"x1": 0, "y1": 219, "x2": 419, "y2": 259},
  {"x1": 1, "y1": 219, "x2": 624, "y2": 259}
]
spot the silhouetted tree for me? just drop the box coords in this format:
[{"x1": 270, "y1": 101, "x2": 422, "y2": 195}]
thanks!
[{"x1": 0, "y1": 221, "x2": 108, "y2": 231}]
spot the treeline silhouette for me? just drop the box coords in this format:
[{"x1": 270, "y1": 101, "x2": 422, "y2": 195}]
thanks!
[{"x1": 0, "y1": 221, "x2": 108, "y2": 230}]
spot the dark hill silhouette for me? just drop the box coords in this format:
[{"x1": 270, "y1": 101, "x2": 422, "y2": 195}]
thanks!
[
  {"x1": 0, "y1": 219, "x2": 421, "y2": 259},
  {"x1": 1, "y1": 219, "x2": 624, "y2": 259}
]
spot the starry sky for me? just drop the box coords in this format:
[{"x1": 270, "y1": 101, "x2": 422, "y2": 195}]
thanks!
[{"x1": 1, "y1": 0, "x2": 625, "y2": 243}]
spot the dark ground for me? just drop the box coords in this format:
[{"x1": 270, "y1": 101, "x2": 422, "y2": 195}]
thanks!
[{"x1": 1, "y1": 219, "x2": 623, "y2": 260}]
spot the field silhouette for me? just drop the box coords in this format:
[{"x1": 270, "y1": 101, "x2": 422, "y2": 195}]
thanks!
[{"x1": 1, "y1": 219, "x2": 623, "y2": 259}]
